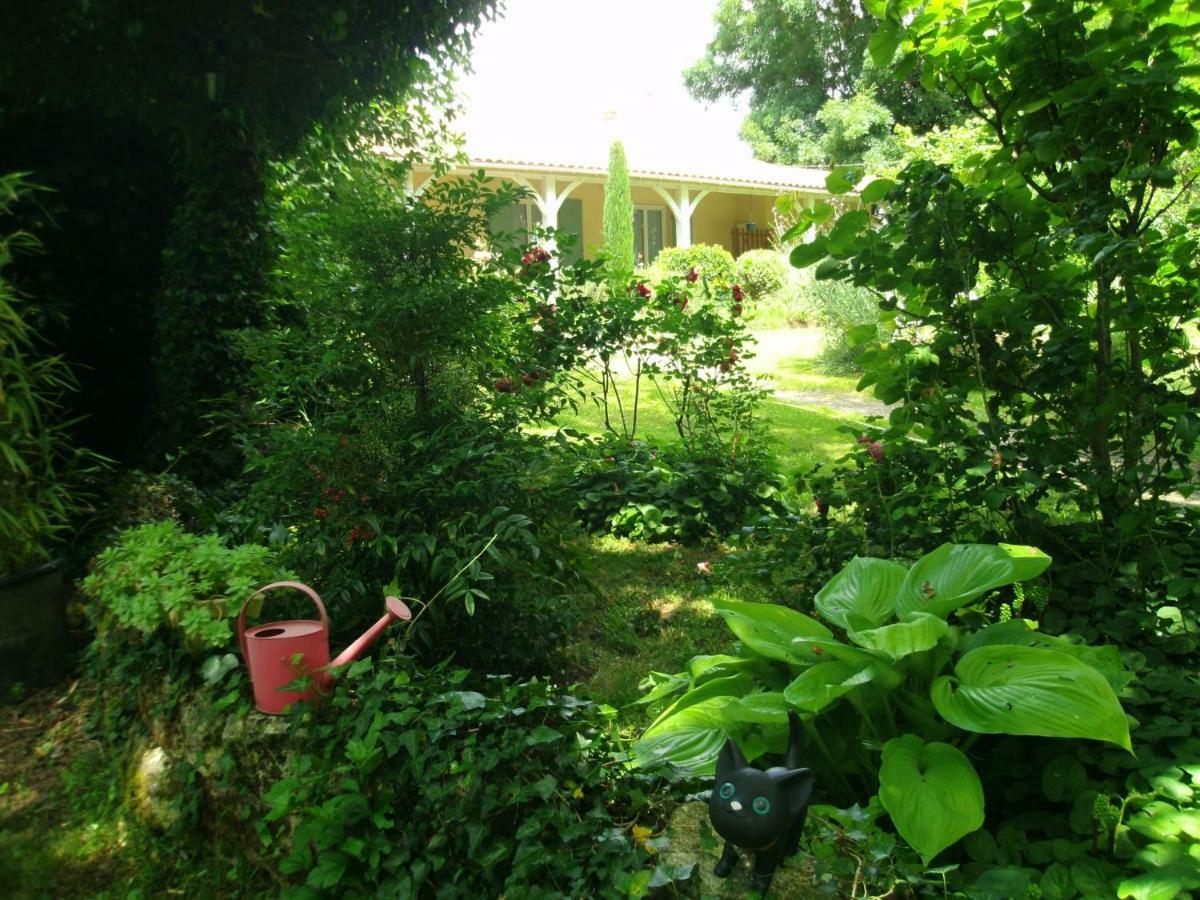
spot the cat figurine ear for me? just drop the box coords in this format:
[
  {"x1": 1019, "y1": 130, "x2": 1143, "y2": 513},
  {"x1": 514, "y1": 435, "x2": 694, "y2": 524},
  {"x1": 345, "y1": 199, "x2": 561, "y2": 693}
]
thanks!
[
  {"x1": 785, "y1": 709, "x2": 805, "y2": 770},
  {"x1": 715, "y1": 735, "x2": 748, "y2": 777},
  {"x1": 778, "y1": 766, "x2": 815, "y2": 811}
]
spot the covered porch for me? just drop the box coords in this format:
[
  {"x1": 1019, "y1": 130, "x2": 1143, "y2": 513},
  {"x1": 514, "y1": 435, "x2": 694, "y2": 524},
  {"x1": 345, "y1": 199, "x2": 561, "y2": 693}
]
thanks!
[{"x1": 409, "y1": 158, "x2": 830, "y2": 265}]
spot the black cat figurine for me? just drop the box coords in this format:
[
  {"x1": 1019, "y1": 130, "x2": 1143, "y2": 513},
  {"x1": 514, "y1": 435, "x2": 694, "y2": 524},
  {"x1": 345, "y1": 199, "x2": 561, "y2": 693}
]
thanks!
[{"x1": 708, "y1": 711, "x2": 814, "y2": 895}]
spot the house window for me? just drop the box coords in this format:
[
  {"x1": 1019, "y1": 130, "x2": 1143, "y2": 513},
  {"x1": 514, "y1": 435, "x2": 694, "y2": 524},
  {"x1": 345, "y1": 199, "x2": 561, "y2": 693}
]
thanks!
[
  {"x1": 489, "y1": 198, "x2": 584, "y2": 265},
  {"x1": 634, "y1": 206, "x2": 666, "y2": 265},
  {"x1": 490, "y1": 200, "x2": 542, "y2": 240}
]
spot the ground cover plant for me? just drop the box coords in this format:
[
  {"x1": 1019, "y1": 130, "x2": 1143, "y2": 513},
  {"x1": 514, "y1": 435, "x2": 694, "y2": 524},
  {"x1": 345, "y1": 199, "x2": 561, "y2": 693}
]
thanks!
[{"x1": 634, "y1": 545, "x2": 1131, "y2": 860}]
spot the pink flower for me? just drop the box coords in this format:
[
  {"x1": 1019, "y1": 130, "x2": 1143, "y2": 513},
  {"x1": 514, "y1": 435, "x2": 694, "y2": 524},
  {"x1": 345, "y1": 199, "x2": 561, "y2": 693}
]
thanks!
[
  {"x1": 687, "y1": 268, "x2": 699, "y2": 283},
  {"x1": 732, "y1": 285, "x2": 745, "y2": 302},
  {"x1": 867, "y1": 441, "x2": 884, "y2": 461},
  {"x1": 696, "y1": 561, "x2": 712, "y2": 575},
  {"x1": 636, "y1": 282, "x2": 652, "y2": 299}
]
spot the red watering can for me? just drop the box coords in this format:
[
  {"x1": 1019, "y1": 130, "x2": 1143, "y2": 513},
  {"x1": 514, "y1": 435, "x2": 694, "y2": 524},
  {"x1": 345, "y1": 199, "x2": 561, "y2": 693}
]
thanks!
[{"x1": 238, "y1": 581, "x2": 412, "y2": 715}]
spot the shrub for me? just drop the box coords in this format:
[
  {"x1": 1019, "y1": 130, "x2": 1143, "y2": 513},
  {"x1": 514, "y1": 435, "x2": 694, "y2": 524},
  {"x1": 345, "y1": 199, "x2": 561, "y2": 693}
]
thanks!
[
  {"x1": 802, "y1": 279, "x2": 881, "y2": 372},
  {"x1": 233, "y1": 157, "x2": 596, "y2": 672},
  {"x1": 81, "y1": 520, "x2": 292, "y2": 653},
  {"x1": 0, "y1": 173, "x2": 98, "y2": 576},
  {"x1": 733, "y1": 249, "x2": 789, "y2": 301},
  {"x1": 263, "y1": 660, "x2": 668, "y2": 898},
  {"x1": 570, "y1": 437, "x2": 784, "y2": 543},
  {"x1": 654, "y1": 243, "x2": 735, "y2": 288}
]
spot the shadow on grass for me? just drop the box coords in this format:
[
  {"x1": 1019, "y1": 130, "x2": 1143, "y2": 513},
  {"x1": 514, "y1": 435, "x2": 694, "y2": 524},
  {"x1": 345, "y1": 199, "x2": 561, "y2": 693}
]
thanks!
[{"x1": 564, "y1": 534, "x2": 768, "y2": 714}]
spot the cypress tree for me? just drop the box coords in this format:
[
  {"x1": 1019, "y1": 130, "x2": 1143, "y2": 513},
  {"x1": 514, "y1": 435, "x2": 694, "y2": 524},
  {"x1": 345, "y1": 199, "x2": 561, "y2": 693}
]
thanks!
[{"x1": 602, "y1": 140, "x2": 635, "y2": 278}]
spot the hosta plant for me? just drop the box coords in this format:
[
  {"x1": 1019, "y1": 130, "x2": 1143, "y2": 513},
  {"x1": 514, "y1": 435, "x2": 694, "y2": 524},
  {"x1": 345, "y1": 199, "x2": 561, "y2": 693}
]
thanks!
[{"x1": 634, "y1": 543, "x2": 1133, "y2": 864}]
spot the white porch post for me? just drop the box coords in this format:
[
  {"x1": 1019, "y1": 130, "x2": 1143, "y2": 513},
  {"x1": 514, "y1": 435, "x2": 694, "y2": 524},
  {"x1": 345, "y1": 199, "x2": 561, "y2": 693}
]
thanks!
[
  {"x1": 534, "y1": 177, "x2": 582, "y2": 262},
  {"x1": 652, "y1": 185, "x2": 710, "y2": 249}
]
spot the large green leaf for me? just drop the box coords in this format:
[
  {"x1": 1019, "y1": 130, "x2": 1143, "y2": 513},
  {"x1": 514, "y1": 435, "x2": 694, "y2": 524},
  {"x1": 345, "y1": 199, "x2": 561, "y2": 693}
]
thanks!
[
  {"x1": 878, "y1": 734, "x2": 985, "y2": 864},
  {"x1": 647, "y1": 673, "x2": 754, "y2": 731},
  {"x1": 711, "y1": 598, "x2": 832, "y2": 663},
  {"x1": 849, "y1": 612, "x2": 950, "y2": 660},
  {"x1": 895, "y1": 543, "x2": 1052, "y2": 621},
  {"x1": 931, "y1": 645, "x2": 1132, "y2": 750},
  {"x1": 814, "y1": 556, "x2": 906, "y2": 630},
  {"x1": 633, "y1": 697, "x2": 736, "y2": 774},
  {"x1": 962, "y1": 620, "x2": 1133, "y2": 692},
  {"x1": 783, "y1": 661, "x2": 874, "y2": 712}
]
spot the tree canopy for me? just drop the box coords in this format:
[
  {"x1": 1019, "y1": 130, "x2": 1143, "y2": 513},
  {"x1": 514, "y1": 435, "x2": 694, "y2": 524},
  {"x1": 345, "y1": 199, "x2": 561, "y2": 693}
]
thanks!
[
  {"x1": 0, "y1": 1, "x2": 494, "y2": 468},
  {"x1": 685, "y1": 0, "x2": 960, "y2": 165}
]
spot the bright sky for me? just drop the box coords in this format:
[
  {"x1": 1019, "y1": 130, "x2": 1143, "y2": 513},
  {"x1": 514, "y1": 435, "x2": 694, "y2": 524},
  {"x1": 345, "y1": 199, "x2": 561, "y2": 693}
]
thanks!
[{"x1": 455, "y1": 0, "x2": 755, "y2": 170}]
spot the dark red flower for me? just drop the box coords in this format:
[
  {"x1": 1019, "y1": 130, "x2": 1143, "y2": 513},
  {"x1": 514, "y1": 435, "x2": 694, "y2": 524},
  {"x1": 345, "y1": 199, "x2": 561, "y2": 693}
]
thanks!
[
  {"x1": 815, "y1": 496, "x2": 829, "y2": 516},
  {"x1": 314, "y1": 507, "x2": 329, "y2": 520},
  {"x1": 636, "y1": 282, "x2": 652, "y2": 299},
  {"x1": 686, "y1": 268, "x2": 699, "y2": 283},
  {"x1": 494, "y1": 377, "x2": 515, "y2": 393},
  {"x1": 732, "y1": 284, "x2": 745, "y2": 302}
]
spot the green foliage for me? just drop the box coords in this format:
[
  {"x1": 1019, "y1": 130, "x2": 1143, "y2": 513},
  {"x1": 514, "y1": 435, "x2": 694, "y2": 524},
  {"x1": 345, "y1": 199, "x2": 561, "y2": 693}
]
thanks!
[
  {"x1": 732, "y1": 249, "x2": 789, "y2": 301},
  {"x1": 1, "y1": 4, "x2": 496, "y2": 467},
  {"x1": 0, "y1": 172, "x2": 98, "y2": 575},
  {"x1": 654, "y1": 243, "x2": 735, "y2": 288},
  {"x1": 686, "y1": 0, "x2": 960, "y2": 164},
  {"x1": 233, "y1": 155, "x2": 596, "y2": 669},
  {"x1": 800, "y1": 278, "x2": 883, "y2": 372},
  {"x1": 798, "y1": 0, "x2": 1200, "y2": 552},
  {"x1": 602, "y1": 140, "x2": 635, "y2": 278},
  {"x1": 263, "y1": 661, "x2": 665, "y2": 898},
  {"x1": 81, "y1": 520, "x2": 291, "y2": 652},
  {"x1": 570, "y1": 438, "x2": 784, "y2": 543},
  {"x1": 792, "y1": 86, "x2": 900, "y2": 166},
  {"x1": 634, "y1": 543, "x2": 1133, "y2": 865}
]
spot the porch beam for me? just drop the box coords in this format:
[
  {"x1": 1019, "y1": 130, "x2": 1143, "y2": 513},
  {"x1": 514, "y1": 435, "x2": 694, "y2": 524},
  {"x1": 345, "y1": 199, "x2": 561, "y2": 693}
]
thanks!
[{"x1": 653, "y1": 185, "x2": 711, "y2": 249}]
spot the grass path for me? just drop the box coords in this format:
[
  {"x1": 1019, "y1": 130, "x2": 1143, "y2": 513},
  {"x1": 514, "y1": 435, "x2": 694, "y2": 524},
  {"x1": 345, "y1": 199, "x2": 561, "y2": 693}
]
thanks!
[{"x1": 561, "y1": 328, "x2": 872, "y2": 714}]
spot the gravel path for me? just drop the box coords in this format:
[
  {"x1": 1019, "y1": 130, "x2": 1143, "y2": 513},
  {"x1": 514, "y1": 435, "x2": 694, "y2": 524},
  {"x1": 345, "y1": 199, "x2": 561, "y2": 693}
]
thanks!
[{"x1": 771, "y1": 387, "x2": 895, "y2": 419}]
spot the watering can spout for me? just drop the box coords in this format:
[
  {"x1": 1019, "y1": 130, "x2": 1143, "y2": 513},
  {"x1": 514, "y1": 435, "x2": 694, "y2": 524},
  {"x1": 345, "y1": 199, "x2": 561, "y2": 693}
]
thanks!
[{"x1": 325, "y1": 596, "x2": 412, "y2": 675}]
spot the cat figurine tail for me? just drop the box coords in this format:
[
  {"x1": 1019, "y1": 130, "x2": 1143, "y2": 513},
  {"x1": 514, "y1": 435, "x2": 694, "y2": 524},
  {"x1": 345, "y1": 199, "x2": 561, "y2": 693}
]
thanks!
[{"x1": 708, "y1": 710, "x2": 814, "y2": 895}]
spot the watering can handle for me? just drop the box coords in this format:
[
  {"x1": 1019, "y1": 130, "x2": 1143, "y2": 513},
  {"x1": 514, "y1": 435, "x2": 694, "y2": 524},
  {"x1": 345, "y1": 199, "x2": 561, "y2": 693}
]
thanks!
[{"x1": 238, "y1": 581, "x2": 330, "y2": 660}]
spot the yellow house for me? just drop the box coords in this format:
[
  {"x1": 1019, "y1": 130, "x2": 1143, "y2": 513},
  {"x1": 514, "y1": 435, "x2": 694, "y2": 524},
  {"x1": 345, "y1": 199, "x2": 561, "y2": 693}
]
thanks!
[{"x1": 409, "y1": 153, "x2": 832, "y2": 266}]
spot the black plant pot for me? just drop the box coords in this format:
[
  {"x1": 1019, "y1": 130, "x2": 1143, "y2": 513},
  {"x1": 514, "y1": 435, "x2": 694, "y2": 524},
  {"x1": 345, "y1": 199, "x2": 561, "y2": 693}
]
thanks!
[{"x1": 0, "y1": 559, "x2": 70, "y2": 692}]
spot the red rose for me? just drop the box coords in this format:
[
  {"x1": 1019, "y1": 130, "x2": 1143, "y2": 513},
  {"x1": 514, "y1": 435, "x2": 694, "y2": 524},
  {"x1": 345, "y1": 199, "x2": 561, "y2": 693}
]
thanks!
[
  {"x1": 314, "y1": 507, "x2": 329, "y2": 519},
  {"x1": 687, "y1": 268, "x2": 699, "y2": 283},
  {"x1": 732, "y1": 285, "x2": 745, "y2": 302},
  {"x1": 494, "y1": 377, "x2": 515, "y2": 393},
  {"x1": 636, "y1": 282, "x2": 652, "y2": 299}
]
